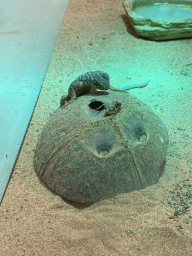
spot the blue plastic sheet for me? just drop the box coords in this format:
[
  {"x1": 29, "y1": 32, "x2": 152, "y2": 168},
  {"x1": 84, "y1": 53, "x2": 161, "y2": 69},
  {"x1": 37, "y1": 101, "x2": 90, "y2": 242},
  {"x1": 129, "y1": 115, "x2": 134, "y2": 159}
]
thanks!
[{"x1": 0, "y1": 0, "x2": 69, "y2": 204}]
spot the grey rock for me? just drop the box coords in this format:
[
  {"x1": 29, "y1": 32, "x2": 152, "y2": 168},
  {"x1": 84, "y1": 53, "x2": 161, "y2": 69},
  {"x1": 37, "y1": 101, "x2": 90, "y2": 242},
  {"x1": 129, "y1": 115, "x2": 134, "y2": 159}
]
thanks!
[{"x1": 34, "y1": 91, "x2": 169, "y2": 204}]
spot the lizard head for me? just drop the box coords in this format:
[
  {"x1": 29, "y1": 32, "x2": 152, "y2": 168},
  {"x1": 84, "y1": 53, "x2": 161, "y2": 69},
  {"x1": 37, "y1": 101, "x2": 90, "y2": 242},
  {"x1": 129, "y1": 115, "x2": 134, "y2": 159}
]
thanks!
[{"x1": 93, "y1": 72, "x2": 110, "y2": 90}]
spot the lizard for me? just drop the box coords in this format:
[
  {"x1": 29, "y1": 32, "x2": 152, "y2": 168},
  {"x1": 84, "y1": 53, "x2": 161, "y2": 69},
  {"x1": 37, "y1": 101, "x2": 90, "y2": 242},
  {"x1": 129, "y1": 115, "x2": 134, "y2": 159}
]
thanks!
[{"x1": 60, "y1": 70, "x2": 150, "y2": 107}]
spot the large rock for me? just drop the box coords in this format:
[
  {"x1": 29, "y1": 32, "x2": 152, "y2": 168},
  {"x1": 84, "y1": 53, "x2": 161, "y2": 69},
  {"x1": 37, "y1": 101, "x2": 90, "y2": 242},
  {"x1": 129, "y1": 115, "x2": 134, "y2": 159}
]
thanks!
[
  {"x1": 123, "y1": 0, "x2": 192, "y2": 41},
  {"x1": 34, "y1": 91, "x2": 169, "y2": 204}
]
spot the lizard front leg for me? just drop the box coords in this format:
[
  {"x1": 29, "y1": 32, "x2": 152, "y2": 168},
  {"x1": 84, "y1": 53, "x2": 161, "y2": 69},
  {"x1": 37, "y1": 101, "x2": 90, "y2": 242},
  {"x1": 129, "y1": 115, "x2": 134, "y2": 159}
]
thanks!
[
  {"x1": 60, "y1": 95, "x2": 70, "y2": 107},
  {"x1": 60, "y1": 88, "x2": 76, "y2": 107}
]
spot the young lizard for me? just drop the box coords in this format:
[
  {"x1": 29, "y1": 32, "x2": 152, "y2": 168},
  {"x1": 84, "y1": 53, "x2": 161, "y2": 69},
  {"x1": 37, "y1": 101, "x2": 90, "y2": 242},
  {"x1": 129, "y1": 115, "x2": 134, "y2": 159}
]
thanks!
[{"x1": 60, "y1": 71, "x2": 150, "y2": 107}]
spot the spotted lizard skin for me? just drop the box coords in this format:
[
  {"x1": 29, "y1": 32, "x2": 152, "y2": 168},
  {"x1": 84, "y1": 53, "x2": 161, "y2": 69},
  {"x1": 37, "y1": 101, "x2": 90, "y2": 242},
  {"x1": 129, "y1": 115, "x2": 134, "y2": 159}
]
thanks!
[
  {"x1": 60, "y1": 71, "x2": 110, "y2": 107},
  {"x1": 60, "y1": 71, "x2": 150, "y2": 107}
]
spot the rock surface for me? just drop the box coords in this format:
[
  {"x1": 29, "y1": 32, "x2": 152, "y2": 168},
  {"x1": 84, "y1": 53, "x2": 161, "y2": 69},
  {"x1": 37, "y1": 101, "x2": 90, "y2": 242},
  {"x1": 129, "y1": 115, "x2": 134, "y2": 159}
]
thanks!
[
  {"x1": 34, "y1": 91, "x2": 169, "y2": 204},
  {"x1": 123, "y1": 0, "x2": 192, "y2": 41}
]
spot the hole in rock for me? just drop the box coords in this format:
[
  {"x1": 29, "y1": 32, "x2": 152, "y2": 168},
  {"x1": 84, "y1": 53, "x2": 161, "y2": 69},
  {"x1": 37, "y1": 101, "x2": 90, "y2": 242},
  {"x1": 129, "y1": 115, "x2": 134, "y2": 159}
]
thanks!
[
  {"x1": 97, "y1": 146, "x2": 110, "y2": 156},
  {"x1": 134, "y1": 126, "x2": 148, "y2": 142},
  {"x1": 99, "y1": 150, "x2": 109, "y2": 156},
  {"x1": 89, "y1": 100, "x2": 105, "y2": 111},
  {"x1": 96, "y1": 141, "x2": 112, "y2": 156}
]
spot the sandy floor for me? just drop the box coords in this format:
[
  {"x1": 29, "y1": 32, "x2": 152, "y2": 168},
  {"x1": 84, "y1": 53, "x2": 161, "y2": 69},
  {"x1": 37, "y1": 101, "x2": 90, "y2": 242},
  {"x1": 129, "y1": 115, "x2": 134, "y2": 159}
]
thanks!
[{"x1": 1, "y1": 0, "x2": 192, "y2": 255}]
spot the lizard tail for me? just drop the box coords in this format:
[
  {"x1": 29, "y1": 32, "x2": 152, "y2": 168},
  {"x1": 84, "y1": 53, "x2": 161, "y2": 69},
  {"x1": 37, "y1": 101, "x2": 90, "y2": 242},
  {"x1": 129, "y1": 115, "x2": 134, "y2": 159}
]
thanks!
[{"x1": 120, "y1": 79, "x2": 151, "y2": 91}]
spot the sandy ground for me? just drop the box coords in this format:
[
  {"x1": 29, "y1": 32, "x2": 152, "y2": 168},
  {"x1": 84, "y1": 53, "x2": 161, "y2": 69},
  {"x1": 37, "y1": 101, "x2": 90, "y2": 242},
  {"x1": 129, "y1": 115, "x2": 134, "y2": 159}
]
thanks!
[{"x1": 1, "y1": 0, "x2": 192, "y2": 255}]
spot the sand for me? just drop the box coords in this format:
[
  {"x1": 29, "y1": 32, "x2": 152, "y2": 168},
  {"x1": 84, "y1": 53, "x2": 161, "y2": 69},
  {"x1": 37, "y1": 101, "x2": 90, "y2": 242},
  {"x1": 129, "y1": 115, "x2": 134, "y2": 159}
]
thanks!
[{"x1": 0, "y1": 0, "x2": 192, "y2": 255}]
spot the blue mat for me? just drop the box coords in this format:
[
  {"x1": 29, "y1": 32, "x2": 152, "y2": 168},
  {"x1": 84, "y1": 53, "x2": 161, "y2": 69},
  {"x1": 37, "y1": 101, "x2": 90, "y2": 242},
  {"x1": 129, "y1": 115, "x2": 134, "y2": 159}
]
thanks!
[{"x1": 0, "y1": 0, "x2": 69, "y2": 204}]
